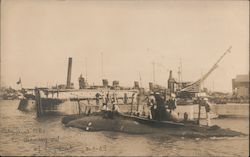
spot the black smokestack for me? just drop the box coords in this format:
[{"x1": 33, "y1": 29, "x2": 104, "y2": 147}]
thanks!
[{"x1": 66, "y1": 57, "x2": 72, "y2": 89}]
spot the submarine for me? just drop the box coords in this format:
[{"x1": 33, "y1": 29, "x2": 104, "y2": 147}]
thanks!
[{"x1": 61, "y1": 111, "x2": 245, "y2": 138}]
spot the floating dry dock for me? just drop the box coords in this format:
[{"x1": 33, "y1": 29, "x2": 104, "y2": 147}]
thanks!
[{"x1": 18, "y1": 87, "x2": 139, "y2": 116}]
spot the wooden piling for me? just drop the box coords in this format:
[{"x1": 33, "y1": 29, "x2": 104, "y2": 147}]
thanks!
[
  {"x1": 136, "y1": 94, "x2": 140, "y2": 112},
  {"x1": 197, "y1": 103, "x2": 201, "y2": 125},
  {"x1": 35, "y1": 88, "x2": 44, "y2": 117},
  {"x1": 77, "y1": 100, "x2": 81, "y2": 115},
  {"x1": 130, "y1": 100, "x2": 133, "y2": 115}
]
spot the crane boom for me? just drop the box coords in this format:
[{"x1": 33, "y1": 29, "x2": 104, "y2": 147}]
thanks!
[
  {"x1": 180, "y1": 46, "x2": 232, "y2": 92},
  {"x1": 214, "y1": 46, "x2": 232, "y2": 67}
]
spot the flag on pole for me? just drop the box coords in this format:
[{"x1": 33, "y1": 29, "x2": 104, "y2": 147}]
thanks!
[{"x1": 16, "y1": 77, "x2": 21, "y2": 84}]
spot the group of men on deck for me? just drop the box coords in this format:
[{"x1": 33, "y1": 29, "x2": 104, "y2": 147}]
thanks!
[
  {"x1": 98, "y1": 92, "x2": 120, "y2": 112},
  {"x1": 146, "y1": 92, "x2": 212, "y2": 126},
  {"x1": 96, "y1": 90, "x2": 211, "y2": 126},
  {"x1": 146, "y1": 92, "x2": 178, "y2": 121}
]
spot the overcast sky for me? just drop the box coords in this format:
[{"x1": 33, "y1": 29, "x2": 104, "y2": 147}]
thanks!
[{"x1": 1, "y1": 0, "x2": 249, "y2": 92}]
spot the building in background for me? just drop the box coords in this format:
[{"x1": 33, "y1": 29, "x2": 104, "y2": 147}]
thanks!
[{"x1": 232, "y1": 74, "x2": 249, "y2": 97}]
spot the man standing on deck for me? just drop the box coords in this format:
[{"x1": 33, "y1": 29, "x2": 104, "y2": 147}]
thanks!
[
  {"x1": 150, "y1": 99, "x2": 156, "y2": 120},
  {"x1": 146, "y1": 92, "x2": 155, "y2": 119},
  {"x1": 131, "y1": 93, "x2": 135, "y2": 104},
  {"x1": 124, "y1": 93, "x2": 128, "y2": 104},
  {"x1": 203, "y1": 98, "x2": 211, "y2": 126},
  {"x1": 112, "y1": 101, "x2": 120, "y2": 113},
  {"x1": 166, "y1": 93, "x2": 179, "y2": 122},
  {"x1": 95, "y1": 93, "x2": 101, "y2": 105},
  {"x1": 154, "y1": 92, "x2": 166, "y2": 121},
  {"x1": 168, "y1": 93, "x2": 177, "y2": 112}
]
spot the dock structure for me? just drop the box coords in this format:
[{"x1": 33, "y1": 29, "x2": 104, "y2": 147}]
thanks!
[{"x1": 33, "y1": 87, "x2": 139, "y2": 117}]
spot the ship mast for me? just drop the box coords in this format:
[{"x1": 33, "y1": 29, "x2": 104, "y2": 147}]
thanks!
[
  {"x1": 139, "y1": 72, "x2": 142, "y2": 87},
  {"x1": 152, "y1": 61, "x2": 155, "y2": 84},
  {"x1": 178, "y1": 67, "x2": 181, "y2": 90},
  {"x1": 180, "y1": 58, "x2": 183, "y2": 83},
  {"x1": 101, "y1": 52, "x2": 104, "y2": 78},
  {"x1": 85, "y1": 57, "x2": 88, "y2": 81},
  {"x1": 178, "y1": 58, "x2": 183, "y2": 90}
]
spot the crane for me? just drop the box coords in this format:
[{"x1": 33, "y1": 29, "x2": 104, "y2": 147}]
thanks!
[{"x1": 180, "y1": 46, "x2": 232, "y2": 93}]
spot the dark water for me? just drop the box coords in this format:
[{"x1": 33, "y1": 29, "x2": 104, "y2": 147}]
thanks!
[{"x1": 0, "y1": 100, "x2": 249, "y2": 156}]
